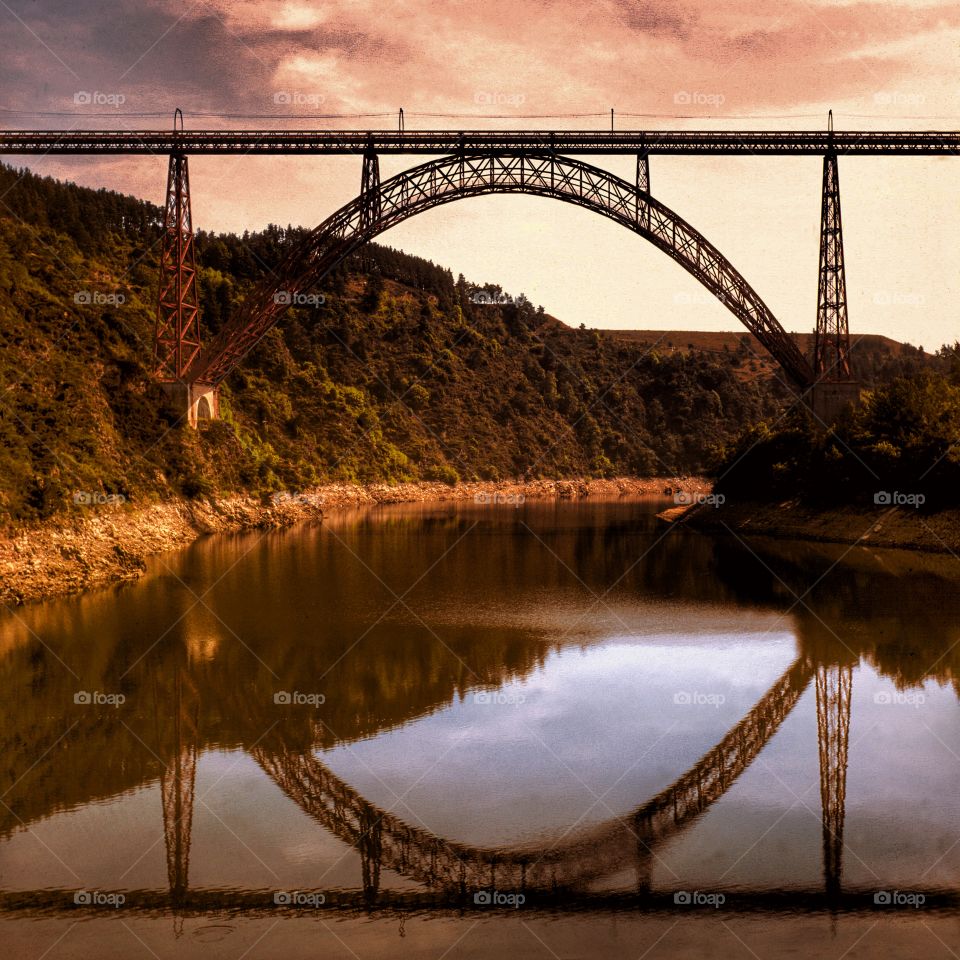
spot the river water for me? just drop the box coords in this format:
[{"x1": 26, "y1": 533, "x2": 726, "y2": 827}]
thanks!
[{"x1": 1, "y1": 498, "x2": 959, "y2": 958}]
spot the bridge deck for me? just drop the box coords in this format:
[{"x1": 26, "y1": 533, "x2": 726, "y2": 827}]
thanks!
[{"x1": 0, "y1": 130, "x2": 959, "y2": 155}]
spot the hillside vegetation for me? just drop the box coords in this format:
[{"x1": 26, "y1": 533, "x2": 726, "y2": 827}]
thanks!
[
  {"x1": 0, "y1": 162, "x2": 802, "y2": 526},
  {"x1": 714, "y1": 359, "x2": 960, "y2": 511}
]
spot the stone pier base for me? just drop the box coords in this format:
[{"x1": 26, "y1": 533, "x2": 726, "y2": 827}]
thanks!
[
  {"x1": 806, "y1": 381, "x2": 861, "y2": 424},
  {"x1": 160, "y1": 381, "x2": 219, "y2": 428}
]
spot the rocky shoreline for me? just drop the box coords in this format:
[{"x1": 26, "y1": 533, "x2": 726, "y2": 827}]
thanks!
[
  {"x1": 0, "y1": 476, "x2": 707, "y2": 607},
  {"x1": 668, "y1": 498, "x2": 960, "y2": 557}
]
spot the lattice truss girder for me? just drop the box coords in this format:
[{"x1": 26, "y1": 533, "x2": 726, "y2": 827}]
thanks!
[
  {"x1": 189, "y1": 153, "x2": 814, "y2": 388},
  {"x1": 8, "y1": 129, "x2": 960, "y2": 155}
]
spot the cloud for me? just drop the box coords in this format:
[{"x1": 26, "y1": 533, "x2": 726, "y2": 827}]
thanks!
[{"x1": 2, "y1": 0, "x2": 959, "y2": 121}]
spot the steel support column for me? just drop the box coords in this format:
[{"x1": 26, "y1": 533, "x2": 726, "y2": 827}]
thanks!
[
  {"x1": 636, "y1": 152, "x2": 650, "y2": 193},
  {"x1": 160, "y1": 670, "x2": 199, "y2": 903},
  {"x1": 816, "y1": 663, "x2": 852, "y2": 899},
  {"x1": 155, "y1": 153, "x2": 202, "y2": 381},
  {"x1": 358, "y1": 803, "x2": 383, "y2": 903},
  {"x1": 814, "y1": 152, "x2": 852, "y2": 380},
  {"x1": 360, "y1": 142, "x2": 381, "y2": 230},
  {"x1": 809, "y1": 149, "x2": 860, "y2": 421}
]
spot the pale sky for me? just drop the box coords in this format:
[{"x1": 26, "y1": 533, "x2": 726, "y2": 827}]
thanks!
[{"x1": 2, "y1": 0, "x2": 960, "y2": 348}]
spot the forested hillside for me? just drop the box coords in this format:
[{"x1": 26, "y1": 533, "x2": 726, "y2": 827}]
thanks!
[
  {"x1": 0, "y1": 162, "x2": 791, "y2": 525},
  {"x1": 714, "y1": 358, "x2": 960, "y2": 510}
]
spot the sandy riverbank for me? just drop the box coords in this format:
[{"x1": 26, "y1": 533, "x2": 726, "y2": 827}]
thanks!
[{"x1": 0, "y1": 476, "x2": 708, "y2": 607}]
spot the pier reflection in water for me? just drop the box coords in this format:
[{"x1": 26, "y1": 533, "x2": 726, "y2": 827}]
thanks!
[{"x1": 1, "y1": 499, "x2": 959, "y2": 930}]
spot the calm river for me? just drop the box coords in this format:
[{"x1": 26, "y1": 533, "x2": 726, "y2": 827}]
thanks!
[{"x1": 1, "y1": 498, "x2": 959, "y2": 958}]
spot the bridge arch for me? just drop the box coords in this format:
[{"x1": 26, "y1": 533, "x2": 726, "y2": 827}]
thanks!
[{"x1": 189, "y1": 153, "x2": 814, "y2": 388}]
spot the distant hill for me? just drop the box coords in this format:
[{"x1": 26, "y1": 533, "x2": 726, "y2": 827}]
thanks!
[
  {"x1": 599, "y1": 330, "x2": 910, "y2": 355},
  {"x1": 598, "y1": 330, "x2": 933, "y2": 385}
]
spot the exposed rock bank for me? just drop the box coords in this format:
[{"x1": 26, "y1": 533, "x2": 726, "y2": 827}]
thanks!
[
  {"x1": 669, "y1": 498, "x2": 960, "y2": 556},
  {"x1": 0, "y1": 476, "x2": 707, "y2": 607}
]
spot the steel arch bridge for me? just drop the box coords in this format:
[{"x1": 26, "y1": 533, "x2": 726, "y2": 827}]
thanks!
[
  {"x1": 0, "y1": 656, "x2": 852, "y2": 904},
  {"x1": 1, "y1": 119, "x2": 896, "y2": 421},
  {"x1": 186, "y1": 152, "x2": 813, "y2": 388}
]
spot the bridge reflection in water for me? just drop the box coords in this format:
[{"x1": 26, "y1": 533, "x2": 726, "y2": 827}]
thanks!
[
  {"x1": 253, "y1": 656, "x2": 820, "y2": 899},
  {"x1": 0, "y1": 503, "x2": 957, "y2": 914}
]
